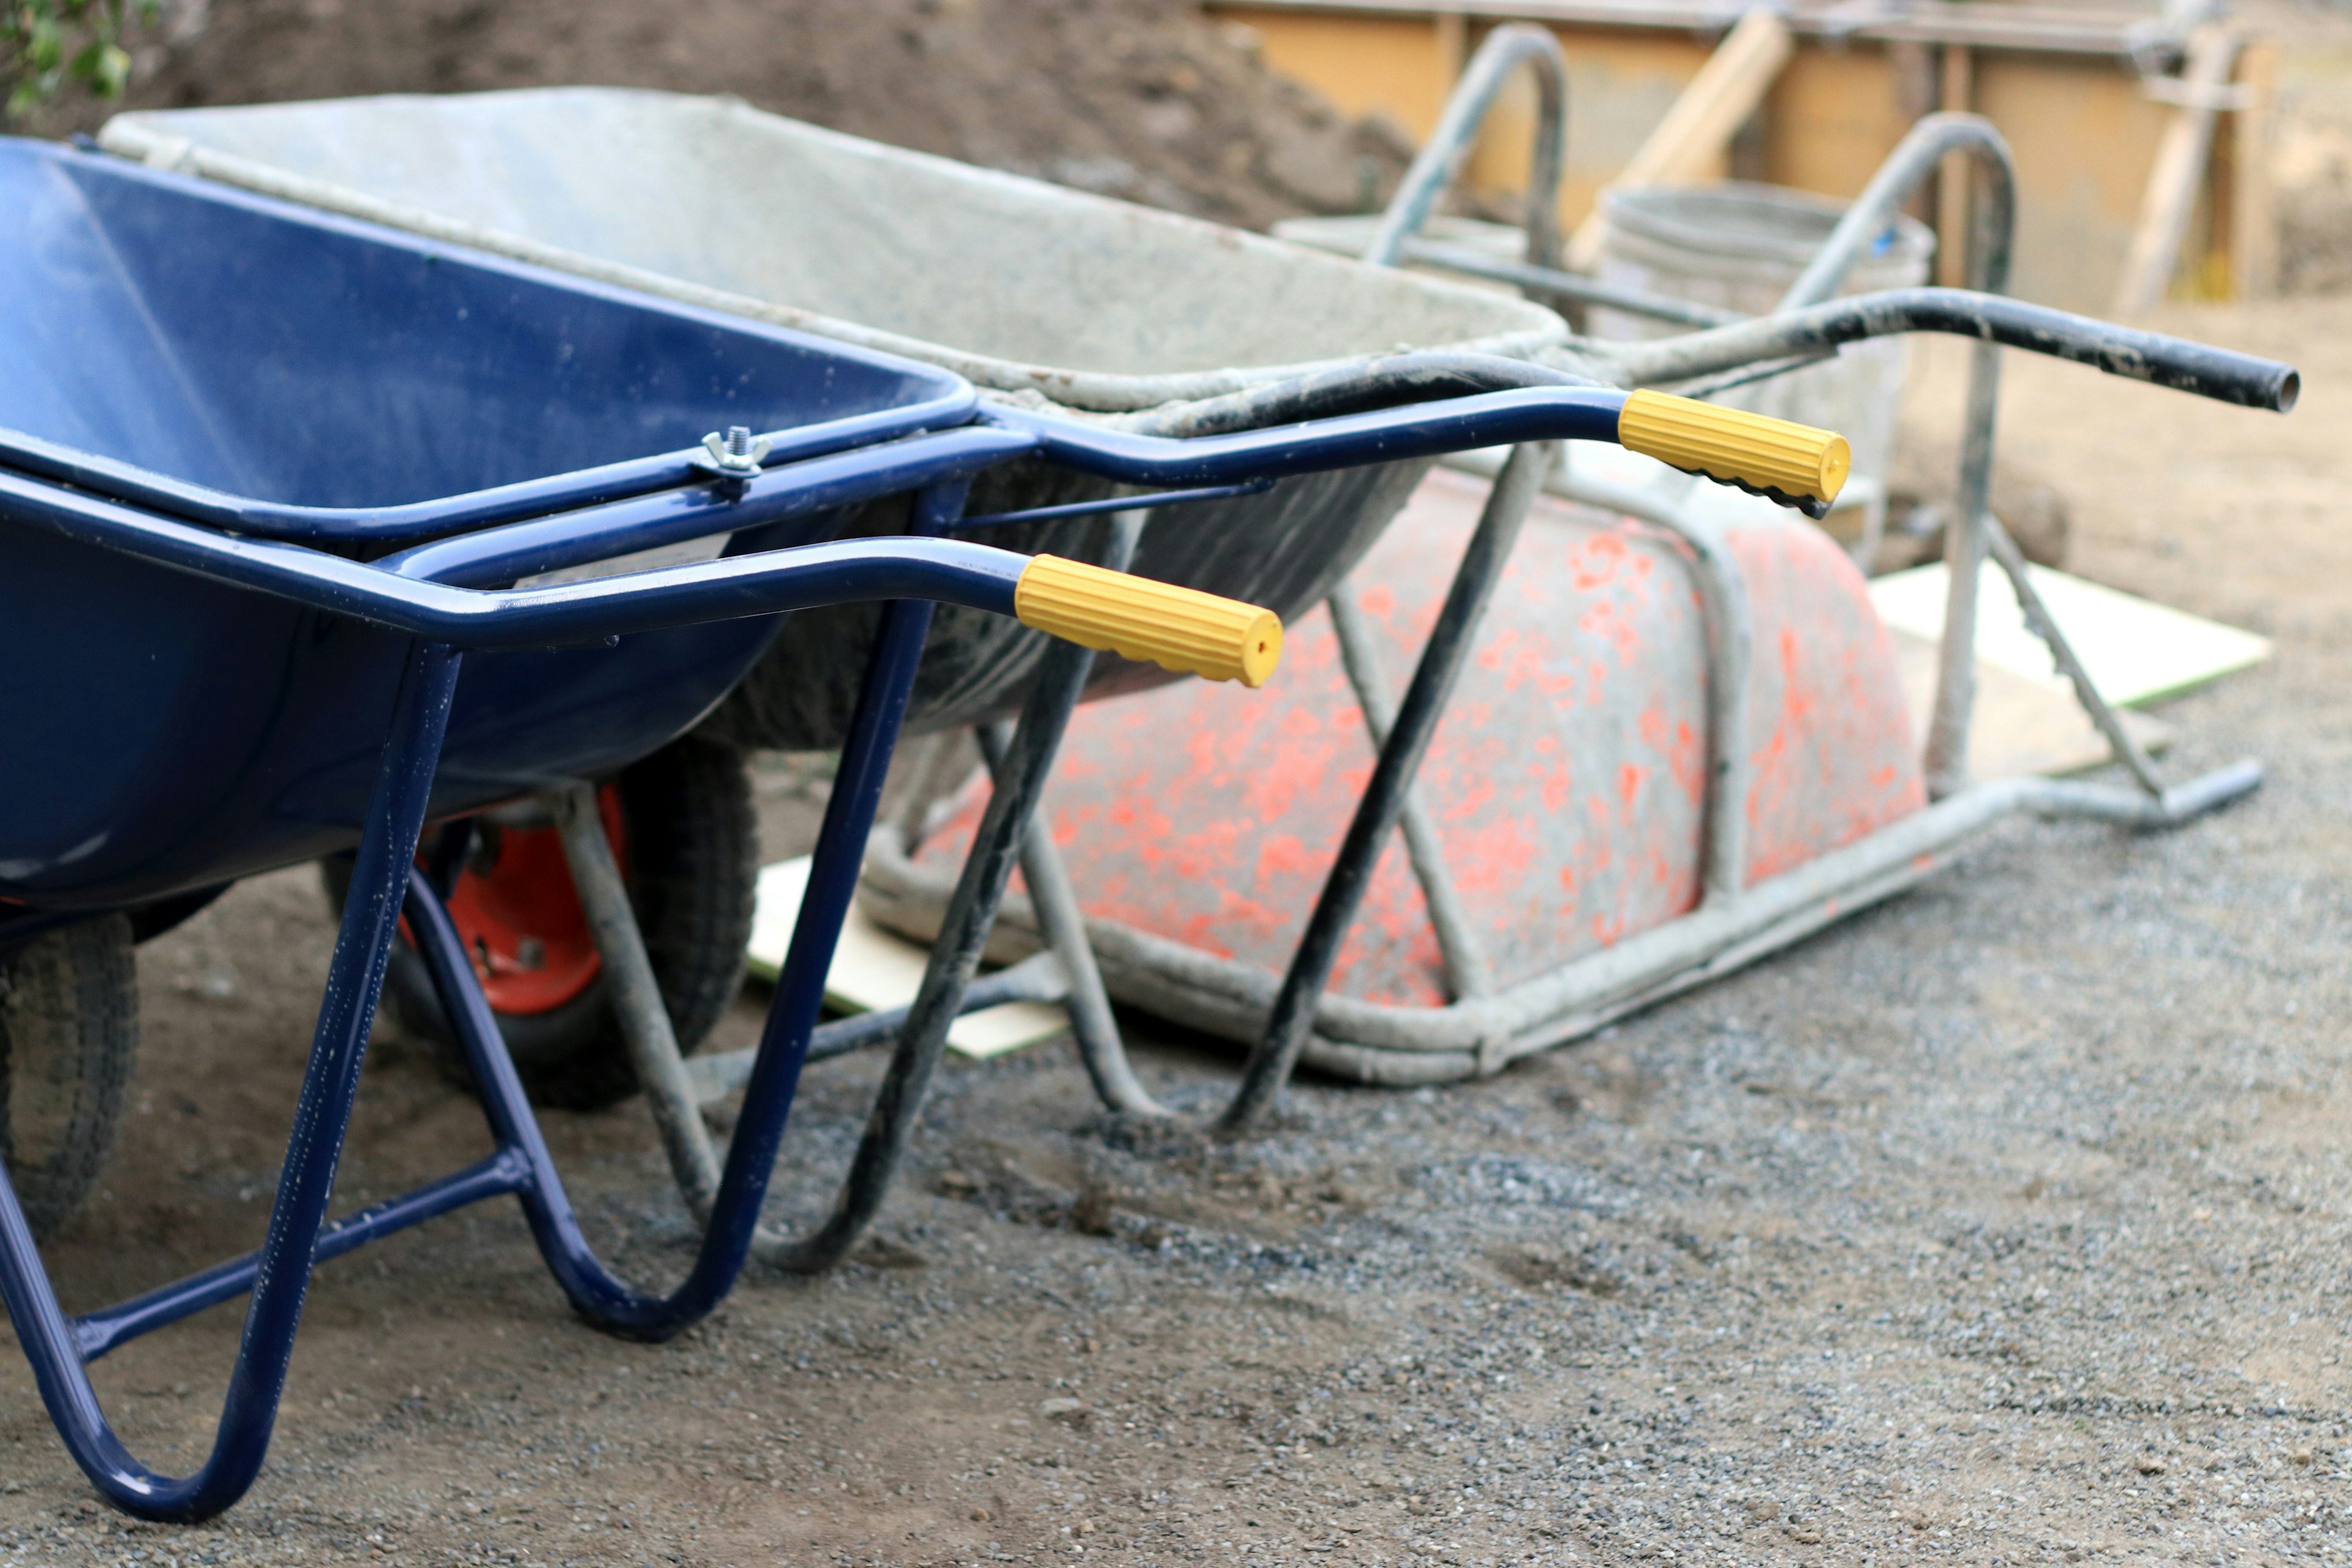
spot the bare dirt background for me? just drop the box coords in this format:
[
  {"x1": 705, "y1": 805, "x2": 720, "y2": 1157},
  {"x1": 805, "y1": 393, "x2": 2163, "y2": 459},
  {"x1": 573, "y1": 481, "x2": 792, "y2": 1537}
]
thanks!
[
  {"x1": 1, "y1": 300, "x2": 2348, "y2": 1567},
  {"x1": 34, "y1": 0, "x2": 1411, "y2": 230}
]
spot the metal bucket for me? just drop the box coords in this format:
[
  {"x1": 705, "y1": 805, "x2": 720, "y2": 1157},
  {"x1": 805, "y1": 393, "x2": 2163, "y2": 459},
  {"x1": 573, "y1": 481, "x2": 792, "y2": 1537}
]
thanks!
[
  {"x1": 1593, "y1": 183, "x2": 1934, "y2": 510},
  {"x1": 100, "y1": 89, "x2": 1569, "y2": 746}
]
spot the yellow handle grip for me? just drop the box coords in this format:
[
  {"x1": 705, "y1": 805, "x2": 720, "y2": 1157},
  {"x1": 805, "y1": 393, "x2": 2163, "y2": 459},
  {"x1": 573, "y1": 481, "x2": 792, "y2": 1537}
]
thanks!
[
  {"x1": 1616, "y1": 388, "x2": 1852, "y2": 507},
  {"x1": 1014, "y1": 556, "x2": 1283, "y2": 688}
]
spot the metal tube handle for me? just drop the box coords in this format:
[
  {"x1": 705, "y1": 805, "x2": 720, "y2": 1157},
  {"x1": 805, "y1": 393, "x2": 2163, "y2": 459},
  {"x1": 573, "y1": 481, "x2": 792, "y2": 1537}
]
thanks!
[
  {"x1": 1616, "y1": 390, "x2": 1851, "y2": 508},
  {"x1": 1014, "y1": 554, "x2": 1283, "y2": 687}
]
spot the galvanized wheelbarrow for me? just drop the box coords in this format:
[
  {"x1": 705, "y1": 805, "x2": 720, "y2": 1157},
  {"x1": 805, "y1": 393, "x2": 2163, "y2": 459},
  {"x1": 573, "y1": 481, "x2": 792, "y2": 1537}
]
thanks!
[{"x1": 0, "y1": 135, "x2": 1854, "y2": 1517}]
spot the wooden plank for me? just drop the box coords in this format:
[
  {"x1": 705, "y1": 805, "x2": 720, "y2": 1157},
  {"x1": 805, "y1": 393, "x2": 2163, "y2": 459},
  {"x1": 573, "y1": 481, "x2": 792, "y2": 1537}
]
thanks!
[
  {"x1": 1936, "y1": 42, "x2": 1973, "y2": 287},
  {"x1": 748, "y1": 859, "x2": 1067, "y2": 1059},
  {"x1": 1562, "y1": 7, "x2": 1792, "y2": 268},
  {"x1": 1870, "y1": 559, "x2": 2272, "y2": 708},
  {"x1": 1436, "y1": 6, "x2": 1468, "y2": 82},
  {"x1": 1888, "y1": 631, "x2": 2174, "y2": 782},
  {"x1": 2113, "y1": 23, "x2": 2242, "y2": 314},
  {"x1": 2231, "y1": 39, "x2": 2280, "y2": 300}
]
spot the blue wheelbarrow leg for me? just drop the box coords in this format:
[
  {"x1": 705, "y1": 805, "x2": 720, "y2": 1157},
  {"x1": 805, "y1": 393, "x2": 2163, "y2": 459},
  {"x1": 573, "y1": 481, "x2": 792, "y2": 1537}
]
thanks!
[
  {"x1": 406, "y1": 578, "x2": 941, "y2": 1331},
  {"x1": 0, "y1": 503, "x2": 943, "y2": 1509},
  {"x1": 744, "y1": 505, "x2": 1156, "y2": 1271},
  {"x1": 0, "y1": 638, "x2": 462, "y2": 1521},
  {"x1": 755, "y1": 615, "x2": 1102, "y2": 1270}
]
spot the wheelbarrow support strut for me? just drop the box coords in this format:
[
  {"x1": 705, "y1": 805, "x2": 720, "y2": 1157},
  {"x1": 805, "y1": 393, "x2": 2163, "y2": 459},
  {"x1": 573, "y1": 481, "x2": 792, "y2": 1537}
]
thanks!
[
  {"x1": 0, "y1": 503, "x2": 951, "y2": 1521},
  {"x1": 0, "y1": 638, "x2": 466, "y2": 1519}
]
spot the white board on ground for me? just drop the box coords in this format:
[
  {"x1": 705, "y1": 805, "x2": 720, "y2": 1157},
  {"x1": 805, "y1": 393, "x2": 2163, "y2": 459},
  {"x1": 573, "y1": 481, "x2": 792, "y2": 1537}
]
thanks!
[
  {"x1": 1888, "y1": 630, "x2": 2173, "y2": 780},
  {"x1": 1868, "y1": 562, "x2": 2271, "y2": 707},
  {"x1": 745, "y1": 858, "x2": 1067, "y2": 1060}
]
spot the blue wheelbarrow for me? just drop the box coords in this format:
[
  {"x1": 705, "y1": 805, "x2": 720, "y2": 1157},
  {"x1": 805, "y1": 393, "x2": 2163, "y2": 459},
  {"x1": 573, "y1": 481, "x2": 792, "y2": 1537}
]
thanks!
[{"x1": 0, "y1": 137, "x2": 1852, "y2": 1520}]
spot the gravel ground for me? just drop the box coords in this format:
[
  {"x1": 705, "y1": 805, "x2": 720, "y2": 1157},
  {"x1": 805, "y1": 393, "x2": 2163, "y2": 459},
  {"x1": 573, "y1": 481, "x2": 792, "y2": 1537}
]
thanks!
[{"x1": 3, "y1": 299, "x2": 2348, "y2": 1567}]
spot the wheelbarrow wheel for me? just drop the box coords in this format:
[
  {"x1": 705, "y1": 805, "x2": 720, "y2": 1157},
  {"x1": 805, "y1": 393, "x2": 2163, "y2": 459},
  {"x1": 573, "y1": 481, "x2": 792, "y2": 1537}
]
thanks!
[
  {"x1": 0, "y1": 916, "x2": 138, "y2": 1240},
  {"x1": 324, "y1": 737, "x2": 757, "y2": 1110}
]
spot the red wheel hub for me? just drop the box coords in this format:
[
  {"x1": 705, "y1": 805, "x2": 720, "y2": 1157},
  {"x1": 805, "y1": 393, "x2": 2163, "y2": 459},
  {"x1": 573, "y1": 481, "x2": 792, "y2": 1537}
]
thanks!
[{"x1": 442, "y1": 787, "x2": 627, "y2": 1016}]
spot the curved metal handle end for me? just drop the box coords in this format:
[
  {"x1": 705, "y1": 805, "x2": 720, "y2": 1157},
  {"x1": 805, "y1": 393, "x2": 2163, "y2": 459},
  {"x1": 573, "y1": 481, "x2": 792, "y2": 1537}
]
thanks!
[{"x1": 1015, "y1": 556, "x2": 1283, "y2": 688}]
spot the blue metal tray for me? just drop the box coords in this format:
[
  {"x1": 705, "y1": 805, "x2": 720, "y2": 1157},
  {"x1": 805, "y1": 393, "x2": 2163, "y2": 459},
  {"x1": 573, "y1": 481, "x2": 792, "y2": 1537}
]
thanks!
[{"x1": 0, "y1": 139, "x2": 973, "y2": 541}]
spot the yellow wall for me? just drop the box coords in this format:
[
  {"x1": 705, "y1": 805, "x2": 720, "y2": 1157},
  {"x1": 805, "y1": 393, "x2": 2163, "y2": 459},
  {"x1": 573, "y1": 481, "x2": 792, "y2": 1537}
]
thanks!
[
  {"x1": 1213, "y1": 6, "x2": 2192, "y2": 311},
  {"x1": 1973, "y1": 54, "x2": 2175, "y2": 307},
  {"x1": 1763, "y1": 46, "x2": 1914, "y2": 202},
  {"x1": 1238, "y1": 10, "x2": 1457, "y2": 140}
]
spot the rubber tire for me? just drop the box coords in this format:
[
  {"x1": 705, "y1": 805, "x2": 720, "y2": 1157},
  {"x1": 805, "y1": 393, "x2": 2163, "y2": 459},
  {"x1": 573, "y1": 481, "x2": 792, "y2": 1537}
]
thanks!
[
  {"x1": 0, "y1": 916, "x2": 138, "y2": 1241},
  {"x1": 328, "y1": 737, "x2": 757, "y2": 1111}
]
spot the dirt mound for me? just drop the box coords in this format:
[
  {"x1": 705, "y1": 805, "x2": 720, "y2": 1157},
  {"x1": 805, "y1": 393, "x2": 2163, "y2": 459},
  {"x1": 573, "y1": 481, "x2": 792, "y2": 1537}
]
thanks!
[{"x1": 47, "y1": 0, "x2": 1411, "y2": 229}]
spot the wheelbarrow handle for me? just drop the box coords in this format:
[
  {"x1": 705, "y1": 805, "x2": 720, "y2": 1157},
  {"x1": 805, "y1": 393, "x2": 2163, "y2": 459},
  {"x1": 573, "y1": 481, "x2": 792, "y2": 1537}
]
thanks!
[
  {"x1": 0, "y1": 466, "x2": 1283, "y2": 682},
  {"x1": 993, "y1": 386, "x2": 1851, "y2": 510},
  {"x1": 1596, "y1": 286, "x2": 2300, "y2": 412},
  {"x1": 1616, "y1": 389, "x2": 1850, "y2": 512},
  {"x1": 1015, "y1": 554, "x2": 1283, "y2": 687}
]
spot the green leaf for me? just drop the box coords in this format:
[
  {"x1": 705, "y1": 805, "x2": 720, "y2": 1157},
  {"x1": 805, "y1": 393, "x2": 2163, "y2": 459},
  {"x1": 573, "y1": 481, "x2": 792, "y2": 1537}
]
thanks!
[
  {"x1": 3, "y1": 0, "x2": 146, "y2": 118},
  {"x1": 28, "y1": 17, "x2": 62, "y2": 72}
]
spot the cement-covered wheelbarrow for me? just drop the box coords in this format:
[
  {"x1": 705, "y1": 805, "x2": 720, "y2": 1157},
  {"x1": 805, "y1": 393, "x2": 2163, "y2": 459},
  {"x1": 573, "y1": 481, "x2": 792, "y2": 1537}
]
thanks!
[{"x1": 0, "y1": 135, "x2": 1861, "y2": 1517}]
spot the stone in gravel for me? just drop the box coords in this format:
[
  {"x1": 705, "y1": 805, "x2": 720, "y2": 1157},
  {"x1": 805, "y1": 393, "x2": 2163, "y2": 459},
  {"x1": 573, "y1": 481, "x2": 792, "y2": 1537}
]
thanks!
[
  {"x1": 852, "y1": 1235, "x2": 928, "y2": 1269},
  {"x1": 1070, "y1": 1182, "x2": 1117, "y2": 1235},
  {"x1": 1038, "y1": 1398, "x2": 1089, "y2": 1426}
]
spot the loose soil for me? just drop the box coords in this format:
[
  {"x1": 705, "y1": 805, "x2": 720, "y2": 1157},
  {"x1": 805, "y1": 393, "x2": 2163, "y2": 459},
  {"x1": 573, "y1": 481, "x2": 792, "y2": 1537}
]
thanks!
[
  {"x1": 2, "y1": 295, "x2": 2348, "y2": 1567},
  {"x1": 37, "y1": 0, "x2": 1411, "y2": 230}
]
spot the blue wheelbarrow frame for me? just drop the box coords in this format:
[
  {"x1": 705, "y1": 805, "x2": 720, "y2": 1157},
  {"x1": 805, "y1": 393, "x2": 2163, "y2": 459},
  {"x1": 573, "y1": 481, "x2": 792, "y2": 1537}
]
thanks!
[{"x1": 0, "y1": 187, "x2": 1702, "y2": 1513}]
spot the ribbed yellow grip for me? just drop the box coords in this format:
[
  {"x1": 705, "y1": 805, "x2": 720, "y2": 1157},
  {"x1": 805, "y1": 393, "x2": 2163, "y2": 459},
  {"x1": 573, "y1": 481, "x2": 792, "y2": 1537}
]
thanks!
[
  {"x1": 1616, "y1": 388, "x2": 1851, "y2": 506},
  {"x1": 1014, "y1": 556, "x2": 1283, "y2": 688}
]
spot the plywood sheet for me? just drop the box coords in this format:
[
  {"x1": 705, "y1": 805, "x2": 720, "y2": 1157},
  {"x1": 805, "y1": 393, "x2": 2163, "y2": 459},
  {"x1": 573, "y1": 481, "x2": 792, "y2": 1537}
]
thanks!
[
  {"x1": 1763, "y1": 44, "x2": 1913, "y2": 202},
  {"x1": 1868, "y1": 560, "x2": 2272, "y2": 707},
  {"x1": 747, "y1": 858, "x2": 1066, "y2": 1059},
  {"x1": 1889, "y1": 629, "x2": 2173, "y2": 780}
]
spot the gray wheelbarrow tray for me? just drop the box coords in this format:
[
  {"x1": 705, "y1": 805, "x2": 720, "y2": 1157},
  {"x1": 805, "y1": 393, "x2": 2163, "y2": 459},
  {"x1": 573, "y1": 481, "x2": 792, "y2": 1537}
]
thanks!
[{"x1": 103, "y1": 88, "x2": 1567, "y2": 748}]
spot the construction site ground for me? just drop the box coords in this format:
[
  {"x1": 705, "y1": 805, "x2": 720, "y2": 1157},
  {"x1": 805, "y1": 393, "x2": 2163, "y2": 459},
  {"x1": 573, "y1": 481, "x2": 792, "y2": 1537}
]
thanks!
[{"x1": 0, "y1": 296, "x2": 2345, "y2": 1567}]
